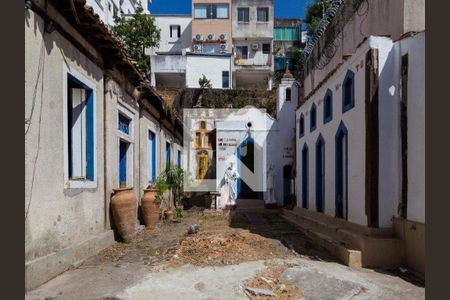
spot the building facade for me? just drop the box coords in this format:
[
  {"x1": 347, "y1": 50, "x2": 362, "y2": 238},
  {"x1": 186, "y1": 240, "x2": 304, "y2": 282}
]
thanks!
[
  {"x1": 86, "y1": 0, "x2": 150, "y2": 26},
  {"x1": 231, "y1": 0, "x2": 274, "y2": 90},
  {"x1": 273, "y1": 18, "x2": 302, "y2": 71},
  {"x1": 25, "y1": 0, "x2": 182, "y2": 291},
  {"x1": 293, "y1": 0, "x2": 425, "y2": 273}
]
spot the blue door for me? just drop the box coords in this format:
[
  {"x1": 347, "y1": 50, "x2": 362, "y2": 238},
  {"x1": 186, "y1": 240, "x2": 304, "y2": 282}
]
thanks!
[
  {"x1": 166, "y1": 142, "x2": 171, "y2": 167},
  {"x1": 148, "y1": 131, "x2": 156, "y2": 182},
  {"x1": 119, "y1": 140, "x2": 128, "y2": 187},
  {"x1": 177, "y1": 149, "x2": 181, "y2": 168},
  {"x1": 315, "y1": 136, "x2": 325, "y2": 212},
  {"x1": 301, "y1": 144, "x2": 309, "y2": 209},
  {"x1": 335, "y1": 122, "x2": 348, "y2": 219}
]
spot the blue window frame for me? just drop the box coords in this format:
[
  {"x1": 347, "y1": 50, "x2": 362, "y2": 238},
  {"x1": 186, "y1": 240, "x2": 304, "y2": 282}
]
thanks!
[
  {"x1": 342, "y1": 70, "x2": 355, "y2": 113},
  {"x1": 310, "y1": 103, "x2": 317, "y2": 132},
  {"x1": 222, "y1": 71, "x2": 230, "y2": 88},
  {"x1": 335, "y1": 121, "x2": 348, "y2": 219},
  {"x1": 301, "y1": 143, "x2": 309, "y2": 209},
  {"x1": 148, "y1": 130, "x2": 156, "y2": 182},
  {"x1": 323, "y1": 89, "x2": 333, "y2": 124},
  {"x1": 177, "y1": 149, "x2": 182, "y2": 167},
  {"x1": 67, "y1": 74, "x2": 94, "y2": 181},
  {"x1": 299, "y1": 113, "x2": 305, "y2": 138},
  {"x1": 166, "y1": 142, "x2": 171, "y2": 167},
  {"x1": 118, "y1": 113, "x2": 131, "y2": 135}
]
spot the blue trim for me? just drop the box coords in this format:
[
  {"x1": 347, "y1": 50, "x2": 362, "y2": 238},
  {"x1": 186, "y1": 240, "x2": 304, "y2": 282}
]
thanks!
[
  {"x1": 310, "y1": 103, "x2": 317, "y2": 132},
  {"x1": 335, "y1": 121, "x2": 348, "y2": 219},
  {"x1": 149, "y1": 130, "x2": 156, "y2": 182},
  {"x1": 299, "y1": 113, "x2": 305, "y2": 138},
  {"x1": 86, "y1": 90, "x2": 94, "y2": 181},
  {"x1": 236, "y1": 137, "x2": 255, "y2": 198},
  {"x1": 301, "y1": 143, "x2": 309, "y2": 209},
  {"x1": 342, "y1": 70, "x2": 355, "y2": 113},
  {"x1": 315, "y1": 134, "x2": 325, "y2": 213},
  {"x1": 119, "y1": 140, "x2": 128, "y2": 184},
  {"x1": 323, "y1": 89, "x2": 333, "y2": 124}
]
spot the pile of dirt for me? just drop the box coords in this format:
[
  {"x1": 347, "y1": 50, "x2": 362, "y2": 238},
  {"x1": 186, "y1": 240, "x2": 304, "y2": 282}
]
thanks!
[
  {"x1": 243, "y1": 263, "x2": 302, "y2": 300},
  {"x1": 171, "y1": 229, "x2": 293, "y2": 267}
]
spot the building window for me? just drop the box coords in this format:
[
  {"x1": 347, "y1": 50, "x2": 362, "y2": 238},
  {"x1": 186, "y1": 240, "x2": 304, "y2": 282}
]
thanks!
[
  {"x1": 323, "y1": 89, "x2": 333, "y2": 124},
  {"x1": 236, "y1": 46, "x2": 248, "y2": 59},
  {"x1": 257, "y1": 7, "x2": 269, "y2": 22},
  {"x1": 113, "y1": 3, "x2": 118, "y2": 18},
  {"x1": 67, "y1": 74, "x2": 95, "y2": 182},
  {"x1": 310, "y1": 103, "x2": 317, "y2": 132},
  {"x1": 237, "y1": 7, "x2": 249, "y2": 23},
  {"x1": 342, "y1": 70, "x2": 355, "y2": 113},
  {"x1": 166, "y1": 142, "x2": 171, "y2": 167},
  {"x1": 177, "y1": 149, "x2": 182, "y2": 168},
  {"x1": 148, "y1": 130, "x2": 156, "y2": 182},
  {"x1": 299, "y1": 113, "x2": 304, "y2": 138},
  {"x1": 262, "y1": 43, "x2": 271, "y2": 54},
  {"x1": 194, "y1": 4, "x2": 229, "y2": 19},
  {"x1": 301, "y1": 143, "x2": 309, "y2": 209},
  {"x1": 286, "y1": 87, "x2": 291, "y2": 101},
  {"x1": 222, "y1": 71, "x2": 230, "y2": 88},
  {"x1": 117, "y1": 108, "x2": 134, "y2": 188},
  {"x1": 170, "y1": 25, "x2": 181, "y2": 38}
]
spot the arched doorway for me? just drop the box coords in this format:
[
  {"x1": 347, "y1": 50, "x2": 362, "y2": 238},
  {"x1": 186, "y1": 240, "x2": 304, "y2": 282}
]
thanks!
[
  {"x1": 315, "y1": 135, "x2": 325, "y2": 213},
  {"x1": 237, "y1": 137, "x2": 261, "y2": 199},
  {"x1": 283, "y1": 165, "x2": 294, "y2": 206},
  {"x1": 301, "y1": 144, "x2": 309, "y2": 209},
  {"x1": 335, "y1": 122, "x2": 348, "y2": 219}
]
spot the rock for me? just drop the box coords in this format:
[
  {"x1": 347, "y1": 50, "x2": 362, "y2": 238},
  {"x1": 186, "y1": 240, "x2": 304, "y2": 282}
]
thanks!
[
  {"x1": 244, "y1": 286, "x2": 276, "y2": 297},
  {"x1": 187, "y1": 224, "x2": 200, "y2": 234}
]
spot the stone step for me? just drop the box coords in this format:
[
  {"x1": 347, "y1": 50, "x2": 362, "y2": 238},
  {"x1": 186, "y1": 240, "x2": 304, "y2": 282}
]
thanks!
[
  {"x1": 281, "y1": 209, "x2": 405, "y2": 269},
  {"x1": 281, "y1": 213, "x2": 362, "y2": 268}
]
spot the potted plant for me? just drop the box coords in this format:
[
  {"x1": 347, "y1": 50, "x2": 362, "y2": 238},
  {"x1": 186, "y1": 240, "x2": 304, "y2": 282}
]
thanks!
[
  {"x1": 157, "y1": 164, "x2": 184, "y2": 221},
  {"x1": 155, "y1": 176, "x2": 172, "y2": 220}
]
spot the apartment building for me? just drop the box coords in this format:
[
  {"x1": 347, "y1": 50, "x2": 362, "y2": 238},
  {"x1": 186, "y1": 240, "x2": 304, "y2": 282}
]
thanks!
[
  {"x1": 231, "y1": 0, "x2": 274, "y2": 90},
  {"x1": 86, "y1": 0, "x2": 149, "y2": 26},
  {"x1": 273, "y1": 18, "x2": 302, "y2": 71}
]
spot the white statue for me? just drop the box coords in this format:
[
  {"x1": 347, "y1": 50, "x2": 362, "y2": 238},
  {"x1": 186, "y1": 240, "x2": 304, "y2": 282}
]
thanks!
[
  {"x1": 267, "y1": 164, "x2": 275, "y2": 203},
  {"x1": 221, "y1": 162, "x2": 237, "y2": 208}
]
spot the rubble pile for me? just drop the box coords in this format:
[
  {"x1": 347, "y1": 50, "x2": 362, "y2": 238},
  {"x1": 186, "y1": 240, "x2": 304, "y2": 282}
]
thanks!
[{"x1": 171, "y1": 229, "x2": 292, "y2": 266}]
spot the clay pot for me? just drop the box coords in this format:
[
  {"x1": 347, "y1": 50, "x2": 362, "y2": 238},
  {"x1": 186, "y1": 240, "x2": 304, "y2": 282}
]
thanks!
[
  {"x1": 111, "y1": 187, "x2": 137, "y2": 243},
  {"x1": 164, "y1": 209, "x2": 174, "y2": 221},
  {"x1": 141, "y1": 188, "x2": 160, "y2": 229}
]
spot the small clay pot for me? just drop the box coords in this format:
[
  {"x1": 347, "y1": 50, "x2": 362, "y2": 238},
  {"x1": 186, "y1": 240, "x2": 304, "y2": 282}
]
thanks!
[
  {"x1": 164, "y1": 209, "x2": 174, "y2": 221},
  {"x1": 141, "y1": 188, "x2": 160, "y2": 229},
  {"x1": 111, "y1": 187, "x2": 137, "y2": 243}
]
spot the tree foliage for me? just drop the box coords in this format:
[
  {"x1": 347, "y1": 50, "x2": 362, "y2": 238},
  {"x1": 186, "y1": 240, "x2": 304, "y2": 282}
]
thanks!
[
  {"x1": 304, "y1": 0, "x2": 331, "y2": 36},
  {"x1": 112, "y1": 4, "x2": 160, "y2": 73},
  {"x1": 198, "y1": 74, "x2": 212, "y2": 89}
]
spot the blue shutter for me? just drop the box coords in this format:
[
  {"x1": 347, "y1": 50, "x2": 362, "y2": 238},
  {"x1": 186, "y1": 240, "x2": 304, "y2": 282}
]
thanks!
[{"x1": 86, "y1": 90, "x2": 94, "y2": 181}]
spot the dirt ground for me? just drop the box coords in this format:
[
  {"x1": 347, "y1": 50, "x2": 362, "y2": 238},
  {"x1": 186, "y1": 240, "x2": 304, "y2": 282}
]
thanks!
[{"x1": 26, "y1": 209, "x2": 425, "y2": 300}]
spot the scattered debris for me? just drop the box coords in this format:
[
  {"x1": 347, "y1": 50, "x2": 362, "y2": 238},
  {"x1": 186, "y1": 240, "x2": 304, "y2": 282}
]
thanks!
[
  {"x1": 187, "y1": 224, "x2": 200, "y2": 234},
  {"x1": 194, "y1": 281, "x2": 206, "y2": 291},
  {"x1": 244, "y1": 286, "x2": 276, "y2": 297}
]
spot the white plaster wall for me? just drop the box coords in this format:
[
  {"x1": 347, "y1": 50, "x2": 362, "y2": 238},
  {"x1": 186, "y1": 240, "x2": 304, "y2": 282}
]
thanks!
[
  {"x1": 396, "y1": 32, "x2": 425, "y2": 224},
  {"x1": 233, "y1": 40, "x2": 273, "y2": 67},
  {"x1": 296, "y1": 36, "x2": 402, "y2": 228},
  {"x1": 86, "y1": 0, "x2": 149, "y2": 26},
  {"x1": 231, "y1": 0, "x2": 274, "y2": 39},
  {"x1": 186, "y1": 55, "x2": 232, "y2": 88},
  {"x1": 151, "y1": 16, "x2": 192, "y2": 53},
  {"x1": 25, "y1": 11, "x2": 106, "y2": 262}
]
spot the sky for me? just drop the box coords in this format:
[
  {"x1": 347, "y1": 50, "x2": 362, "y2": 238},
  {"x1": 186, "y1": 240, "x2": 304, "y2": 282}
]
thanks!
[{"x1": 148, "y1": 0, "x2": 314, "y2": 19}]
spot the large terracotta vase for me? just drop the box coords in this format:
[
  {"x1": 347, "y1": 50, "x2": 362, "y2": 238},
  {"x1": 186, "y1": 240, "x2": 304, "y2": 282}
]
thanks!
[
  {"x1": 141, "y1": 188, "x2": 160, "y2": 229},
  {"x1": 111, "y1": 187, "x2": 137, "y2": 243}
]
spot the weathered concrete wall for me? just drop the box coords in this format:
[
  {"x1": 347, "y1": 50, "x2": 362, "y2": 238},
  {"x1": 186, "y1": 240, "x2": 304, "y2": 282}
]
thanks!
[
  {"x1": 394, "y1": 32, "x2": 425, "y2": 224},
  {"x1": 186, "y1": 55, "x2": 232, "y2": 88},
  {"x1": 232, "y1": 0, "x2": 273, "y2": 39},
  {"x1": 393, "y1": 218, "x2": 425, "y2": 275},
  {"x1": 303, "y1": 0, "x2": 425, "y2": 97},
  {"x1": 25, "y1": 9, "x2": 113, "y2": 290}
]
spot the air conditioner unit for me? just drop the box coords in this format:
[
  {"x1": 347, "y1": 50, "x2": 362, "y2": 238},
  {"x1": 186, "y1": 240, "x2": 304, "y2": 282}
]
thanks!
[
  {"x1": 193, "y1": 44, "x2": 202, "y2": 52},
  {"x1": 251, "y1": 43, "x2": 259, "y2": 51},
  {"x1": 219, "y1": 33, "x2": 227, "y2": 42},
  {"x1": 193, "y1": 33, "x2": 204, "y2": 42},
  {"x1": 207, "y1": 33, "x2": 216, "y2": 41},
  {"x1": 220, "y1": 44, "x2": 228, "y2": 52}
]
